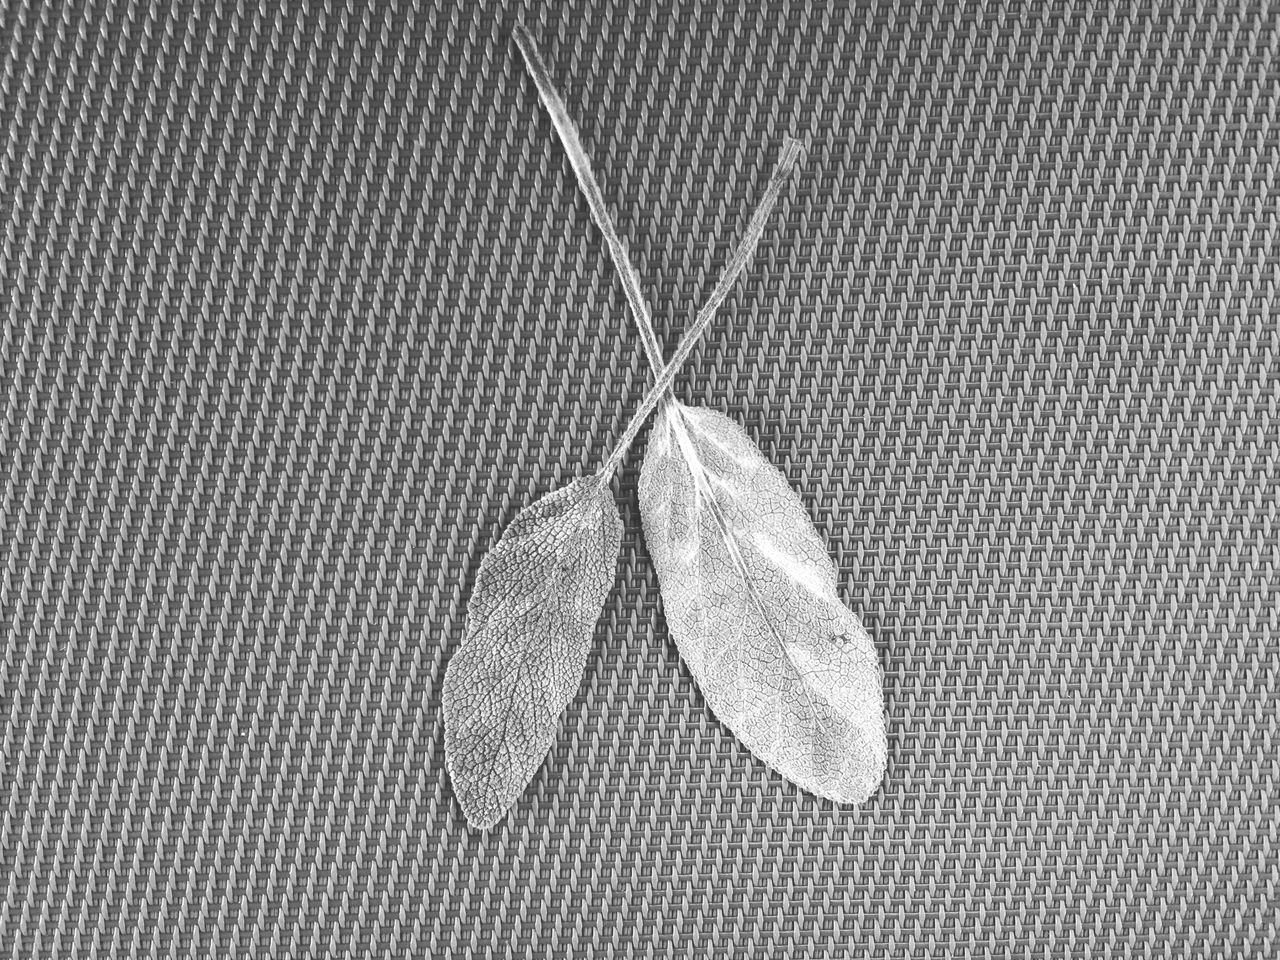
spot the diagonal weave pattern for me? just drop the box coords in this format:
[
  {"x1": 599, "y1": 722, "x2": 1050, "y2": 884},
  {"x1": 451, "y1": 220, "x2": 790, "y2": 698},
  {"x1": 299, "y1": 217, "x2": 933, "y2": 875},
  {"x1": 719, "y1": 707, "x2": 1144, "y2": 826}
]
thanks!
[{"x1": 2, "y1": 1, "x2": 1277, "y2": 956}]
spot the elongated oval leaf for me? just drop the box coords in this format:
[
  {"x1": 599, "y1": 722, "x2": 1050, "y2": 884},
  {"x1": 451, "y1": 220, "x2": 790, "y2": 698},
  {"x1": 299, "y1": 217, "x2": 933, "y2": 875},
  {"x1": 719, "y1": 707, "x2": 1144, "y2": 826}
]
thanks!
[
  {"x1": 639, "y1": 402, "x2": 887, "y2": 803},
  {"x1": 443, "y1": 477, "x2": 622, "y2": 828}
]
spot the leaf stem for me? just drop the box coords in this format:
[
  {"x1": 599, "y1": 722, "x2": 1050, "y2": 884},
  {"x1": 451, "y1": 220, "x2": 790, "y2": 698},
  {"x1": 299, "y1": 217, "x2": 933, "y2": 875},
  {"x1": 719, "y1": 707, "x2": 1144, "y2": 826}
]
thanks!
[
  {"x1": 512, "y1": 25, "x2": 806, "y2": 480},
  {"x1": 596, "y1": 137, "x2": 806, "y2": 480},
  {"x1": 514, "y1": 25, "x2": 805, "y2": 382},
  {"x1": 513, "y1": 24, "x2": 666, "y2": 374}
]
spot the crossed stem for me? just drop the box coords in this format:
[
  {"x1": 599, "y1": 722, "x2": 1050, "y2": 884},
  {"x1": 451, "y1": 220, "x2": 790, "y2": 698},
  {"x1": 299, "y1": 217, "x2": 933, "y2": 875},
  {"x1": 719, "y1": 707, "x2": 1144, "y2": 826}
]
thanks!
[{"x1": 512, "y1": 25, "x2": 804, "y2": 479}]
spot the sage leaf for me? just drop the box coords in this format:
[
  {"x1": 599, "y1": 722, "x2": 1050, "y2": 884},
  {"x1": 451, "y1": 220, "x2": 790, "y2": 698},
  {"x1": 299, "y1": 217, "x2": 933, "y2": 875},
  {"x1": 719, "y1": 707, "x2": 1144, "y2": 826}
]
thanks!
[
  {"x1": 513, "y1": 25, "x2": 881, "y2": 804},
  {"x1": 442, "y1": 240, "x2": 784, "y2": 828},
  {"x1": 442, "y1": 276, "x2": 771, "y2": 830},
  {"x1": 442, "y1": 477, "x2": 622, "y2": 829},
  {"x1": 443, "y1": 28, "x2": 814, "y2": 831},
  {"x1": 639, "y1": 404, "x2": 888, "y2": 804}
]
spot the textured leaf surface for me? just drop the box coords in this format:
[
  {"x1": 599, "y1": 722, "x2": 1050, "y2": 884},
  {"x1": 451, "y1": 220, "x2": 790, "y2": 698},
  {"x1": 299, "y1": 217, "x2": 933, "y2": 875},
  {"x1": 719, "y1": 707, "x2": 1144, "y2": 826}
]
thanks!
[
  {"x1": 443, "y1": 477, "x2": 622, "y2": 828},
  {"x1": 639, "y1": 403, "x2": 887, "y2": 803}
]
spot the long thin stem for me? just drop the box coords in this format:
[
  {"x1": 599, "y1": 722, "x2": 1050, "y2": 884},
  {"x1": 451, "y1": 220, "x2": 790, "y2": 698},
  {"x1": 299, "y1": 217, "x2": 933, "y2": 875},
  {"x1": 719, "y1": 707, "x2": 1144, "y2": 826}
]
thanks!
[
  {"x1": 515, "y1": 26, "x2": 805, "y2": 382},
  {"x1": 513, "y1": 24, "x2": 665, "y2": 374},
  {"x1": 596, "y1": 137, "x2": 805, "y2": 480},
  {"x1": 512, "y1": 25, "x2": 806, "y2": 480}
]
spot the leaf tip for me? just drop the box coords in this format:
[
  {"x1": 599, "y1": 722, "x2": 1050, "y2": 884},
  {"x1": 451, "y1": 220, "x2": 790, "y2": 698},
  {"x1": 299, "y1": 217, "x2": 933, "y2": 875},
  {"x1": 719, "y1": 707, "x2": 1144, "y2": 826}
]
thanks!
[
  {"x1": 461, "y1": 801, "x2": 506, "y2": 832},
  {"x1": 444, "y1": 743, "x2": 510, "y2": 830}
]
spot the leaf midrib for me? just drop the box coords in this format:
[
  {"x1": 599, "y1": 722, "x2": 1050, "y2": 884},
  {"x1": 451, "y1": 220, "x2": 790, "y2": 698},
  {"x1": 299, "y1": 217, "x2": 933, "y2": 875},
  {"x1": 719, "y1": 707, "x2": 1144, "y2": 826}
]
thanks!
[
  {"x1": 470, "y1": 504, "x2": 602, "y2": 772},
  {"x1": 673, "y1": 413, "x2": 835, "y2": 747}
]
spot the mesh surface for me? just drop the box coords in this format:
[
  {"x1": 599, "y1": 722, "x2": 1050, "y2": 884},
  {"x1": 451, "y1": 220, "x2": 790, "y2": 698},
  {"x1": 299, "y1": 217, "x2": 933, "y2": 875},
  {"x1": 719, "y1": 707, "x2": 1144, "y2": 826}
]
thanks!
[{"x1": 3, "y1": 1, "x2": 1278, "y2": 957}]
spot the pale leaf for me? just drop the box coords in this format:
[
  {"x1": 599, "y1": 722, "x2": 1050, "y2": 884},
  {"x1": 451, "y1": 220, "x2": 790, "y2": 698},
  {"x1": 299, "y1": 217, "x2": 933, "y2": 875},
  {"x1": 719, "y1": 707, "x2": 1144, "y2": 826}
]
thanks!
[
  {"x1": 444, "y1": 27, "x2": 813, "y2": 830},
  {"x1": 639, "y1": 403, "x2": 887, "y2": 804},
  {"x1": 443, "y1": 477, "x2": 622, "y2": 828}
]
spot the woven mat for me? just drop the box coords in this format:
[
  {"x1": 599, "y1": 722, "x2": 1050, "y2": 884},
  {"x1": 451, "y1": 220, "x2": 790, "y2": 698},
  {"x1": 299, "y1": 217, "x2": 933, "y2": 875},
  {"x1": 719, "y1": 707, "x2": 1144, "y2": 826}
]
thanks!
[{"x1": 3, "y1": 1, "x2": 1277, "y2": 956}]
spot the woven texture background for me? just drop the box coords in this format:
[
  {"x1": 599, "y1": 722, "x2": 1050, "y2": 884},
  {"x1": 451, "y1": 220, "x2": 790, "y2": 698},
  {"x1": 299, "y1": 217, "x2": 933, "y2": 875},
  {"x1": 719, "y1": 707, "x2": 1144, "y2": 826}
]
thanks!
[{"x1": 3, "y1": 1, "x2": 1278, "y2": 956}]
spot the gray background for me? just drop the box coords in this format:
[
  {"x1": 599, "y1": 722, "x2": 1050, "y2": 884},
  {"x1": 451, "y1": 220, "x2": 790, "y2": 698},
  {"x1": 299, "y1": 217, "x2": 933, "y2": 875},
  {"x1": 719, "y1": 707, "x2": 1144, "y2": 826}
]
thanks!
[{"x1": 3, "y1": 0, "x2": 1277, "y2": 957}]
